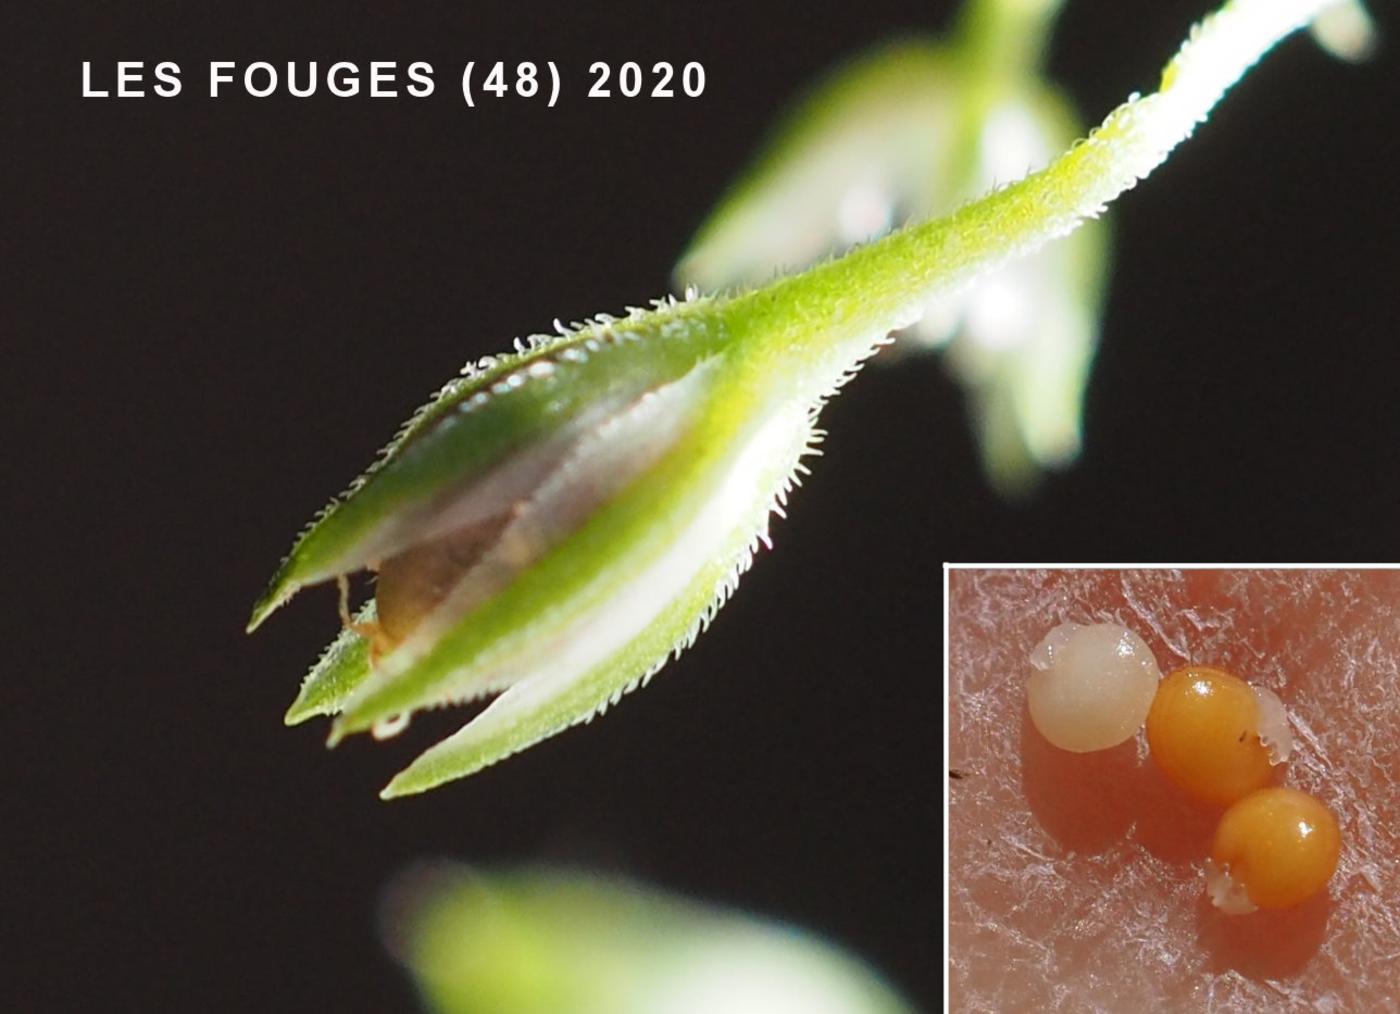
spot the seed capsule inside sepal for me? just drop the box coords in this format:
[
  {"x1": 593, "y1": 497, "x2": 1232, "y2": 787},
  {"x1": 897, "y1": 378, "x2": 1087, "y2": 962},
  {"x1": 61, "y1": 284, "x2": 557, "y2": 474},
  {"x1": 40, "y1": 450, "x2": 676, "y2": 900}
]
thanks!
[
  {"x1": 257, "y1": 295, "x2": 846, "y2": 797},
  {"x1": 248, "y1": 301, "x2": 724, "y2": 630}
]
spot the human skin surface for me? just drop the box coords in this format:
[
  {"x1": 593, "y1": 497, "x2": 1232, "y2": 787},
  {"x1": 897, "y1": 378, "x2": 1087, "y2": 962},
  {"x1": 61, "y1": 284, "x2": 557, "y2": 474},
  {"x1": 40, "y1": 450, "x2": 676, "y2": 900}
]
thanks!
[{"x1": 948, "y1": 570, "x2": 1400, "y2": 1011}]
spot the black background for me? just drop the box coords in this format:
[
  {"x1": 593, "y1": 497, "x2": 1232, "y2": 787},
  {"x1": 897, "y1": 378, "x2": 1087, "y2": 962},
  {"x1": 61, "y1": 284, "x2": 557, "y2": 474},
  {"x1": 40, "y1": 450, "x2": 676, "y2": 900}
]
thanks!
[{"x1": 8, "y1": 2, "x2": 1398, "y2": 1011}]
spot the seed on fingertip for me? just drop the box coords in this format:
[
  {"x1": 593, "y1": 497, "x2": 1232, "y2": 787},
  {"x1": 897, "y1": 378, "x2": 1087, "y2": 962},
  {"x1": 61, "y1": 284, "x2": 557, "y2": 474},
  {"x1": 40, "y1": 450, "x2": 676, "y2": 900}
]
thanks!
[
  {"x1": 1027, "y1": 622, "x2": 1161, "y2": 752},
  {"x1": 1208, "y1": 787, "x2": 1341, "y2": 912}
]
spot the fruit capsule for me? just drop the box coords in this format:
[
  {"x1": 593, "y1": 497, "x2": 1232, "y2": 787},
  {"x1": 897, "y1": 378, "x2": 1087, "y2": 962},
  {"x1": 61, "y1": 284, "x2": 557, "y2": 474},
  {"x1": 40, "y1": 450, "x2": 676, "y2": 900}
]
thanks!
[
  {"x1": 1207, "y1": 787, "x2": 1341, "y2": 912},
  {"x1": 1145, "y1": 665, "x2": 1285, "y2": 806}
]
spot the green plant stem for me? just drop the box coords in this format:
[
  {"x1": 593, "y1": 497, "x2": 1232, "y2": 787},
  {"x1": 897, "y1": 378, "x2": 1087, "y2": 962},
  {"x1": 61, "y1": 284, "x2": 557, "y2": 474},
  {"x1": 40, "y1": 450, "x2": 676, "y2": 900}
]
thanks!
[{"x1": 729, "y1": 0, "x2": 1336, "y2": 377}]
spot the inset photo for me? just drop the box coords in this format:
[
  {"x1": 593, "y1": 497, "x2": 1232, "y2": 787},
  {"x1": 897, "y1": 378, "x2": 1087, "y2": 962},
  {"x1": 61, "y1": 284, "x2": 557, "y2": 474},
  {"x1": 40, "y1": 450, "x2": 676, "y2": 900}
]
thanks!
[{"x1": 945, "y1": 568, "x2": 1400, "y2": 1011}]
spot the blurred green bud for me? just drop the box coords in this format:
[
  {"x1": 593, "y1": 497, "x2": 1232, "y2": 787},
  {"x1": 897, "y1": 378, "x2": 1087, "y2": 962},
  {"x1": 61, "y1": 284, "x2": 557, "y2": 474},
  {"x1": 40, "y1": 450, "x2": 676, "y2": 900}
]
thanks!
[{"x1": 385, "y1": 866, "x2": 915, "y2": 1014}]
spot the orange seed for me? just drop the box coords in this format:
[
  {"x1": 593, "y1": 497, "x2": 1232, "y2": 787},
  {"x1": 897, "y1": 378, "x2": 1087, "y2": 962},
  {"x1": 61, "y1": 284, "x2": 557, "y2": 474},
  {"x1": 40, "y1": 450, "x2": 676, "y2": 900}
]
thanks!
[
  {"x1": 1209, "y1": 787, "x2": 1341, "y2": 911},
  {"x1": 1146, "y1": 665, "x2": 1275, "y2": 806}
]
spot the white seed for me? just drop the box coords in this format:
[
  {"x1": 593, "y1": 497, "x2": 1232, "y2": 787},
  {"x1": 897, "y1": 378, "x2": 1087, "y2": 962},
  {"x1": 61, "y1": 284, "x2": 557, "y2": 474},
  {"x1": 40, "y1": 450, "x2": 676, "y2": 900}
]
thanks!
[{"x1": 1026, "y1": 621, "x2": 1161, "y2": 752}]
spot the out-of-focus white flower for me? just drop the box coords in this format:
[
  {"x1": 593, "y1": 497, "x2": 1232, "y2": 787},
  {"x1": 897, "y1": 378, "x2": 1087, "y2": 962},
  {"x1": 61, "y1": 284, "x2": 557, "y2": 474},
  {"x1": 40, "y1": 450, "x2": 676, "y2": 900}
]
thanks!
[{"x1": 674, "y1": 17, "x2": 1107, "y2": 495}]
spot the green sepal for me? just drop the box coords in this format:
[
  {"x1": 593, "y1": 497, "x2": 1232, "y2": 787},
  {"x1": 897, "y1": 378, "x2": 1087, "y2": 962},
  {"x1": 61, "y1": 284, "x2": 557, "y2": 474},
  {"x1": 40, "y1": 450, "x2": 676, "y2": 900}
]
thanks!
[
  {"x1": 283, "y1": 601, "x2": 376, "y2": 725},
  {"x1": 249, "y1": 298, "x2": 726, "y2": 631}
]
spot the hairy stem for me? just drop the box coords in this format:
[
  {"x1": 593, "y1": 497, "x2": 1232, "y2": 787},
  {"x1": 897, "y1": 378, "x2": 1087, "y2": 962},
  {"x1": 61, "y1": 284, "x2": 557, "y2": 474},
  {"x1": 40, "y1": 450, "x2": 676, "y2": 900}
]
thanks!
[{"x1": 729, "y1": 0, "x2": 1337, "y2": 370}]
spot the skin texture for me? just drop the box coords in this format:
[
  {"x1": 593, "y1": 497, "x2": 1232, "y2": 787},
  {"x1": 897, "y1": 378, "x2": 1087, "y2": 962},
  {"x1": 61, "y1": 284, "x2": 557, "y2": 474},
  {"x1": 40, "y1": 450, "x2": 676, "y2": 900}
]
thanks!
[{"x1": 948, "y1": 569, "x2": 1400, "y2": 1011}]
